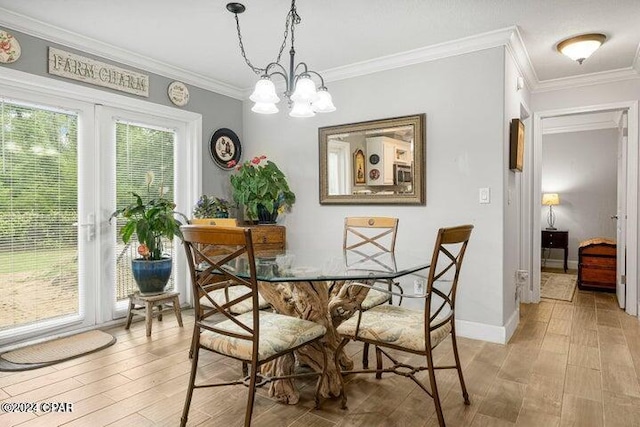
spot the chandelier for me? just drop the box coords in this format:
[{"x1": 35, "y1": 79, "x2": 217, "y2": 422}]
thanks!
[{"x1": 226, "y1": 0, "x2": 336, "y2": 117}]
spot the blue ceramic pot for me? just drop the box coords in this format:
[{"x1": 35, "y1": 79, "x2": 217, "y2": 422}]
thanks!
[
  {"x1": 131, "y1": 258, "x2": 172, "y2": 294},
  {"x1": 256, "y1": 203, "x2": 278, "y2": 224}
]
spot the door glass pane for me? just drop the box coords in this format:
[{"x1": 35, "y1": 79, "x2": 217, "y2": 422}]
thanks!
[
  {"x1": 115, "y1": 121, "x2": 176, "y2": 301},
  {"x1": 0, "y1": 100, "x2": 79, "y2": 330}
]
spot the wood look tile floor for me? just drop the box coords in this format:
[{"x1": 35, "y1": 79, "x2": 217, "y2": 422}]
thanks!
[{"x1": 1, "y1": 291, "x2": 640, "y2": 426}]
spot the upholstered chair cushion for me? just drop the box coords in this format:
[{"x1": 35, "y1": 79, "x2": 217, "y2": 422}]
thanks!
[
  {"x1": 336, "y1": 305, "x2": 451, "y2": 352},
  {"x1": 359, "y1": 287, "x2": 391, "y2": 310},
  {"x1": 200, "y1": 311, "x2": 326, "y2": 361},
  {"x1": 199, "y1": 286, "x2": 270, "y2": 315}
]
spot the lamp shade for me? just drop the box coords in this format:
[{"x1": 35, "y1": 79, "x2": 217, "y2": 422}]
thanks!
[
  {"x1": 312, "y1": 88, "x2": 336, "y2": 113},
  {"x1": 542, "y1": 193, "x2": 560, "y2": 206},
  {"x1": 557, "y1": 34, "x2": 606, "y2": 64},
  {"x1": 289, "y1": 100, "x2": 315, "y2": 118},
  {"x1": 249, "y1": 77, "x2": 280, "y2": 104},
  {"x1": 251, "y1": 102, "x2": 279, "y2": 114},
  {"x1": 291, "y1": 75, "x2": 317, "y2": 103}
]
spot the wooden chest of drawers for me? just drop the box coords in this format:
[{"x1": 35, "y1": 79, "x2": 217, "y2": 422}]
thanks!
[
  {"x1": 245, "y1": 225, "x2": 286, "y2": 253},
  {"x1": 578, "y1": 238, "x2": 616, "y2": 292}
]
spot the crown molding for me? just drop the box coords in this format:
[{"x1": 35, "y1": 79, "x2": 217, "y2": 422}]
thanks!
[
  {"x1": 543, "y1": 120, "x2": 618, "y2": 135},
  {"x1": 241, "y1": 26, "x2": 530, "y2": 99},
  {"x1": 533, "y1": 66, "x2": 640, "y2": 93},
  {"x1": 504, "y1": 26, "x2": 538, "y2": 91},
  {"x1": 320, "y1": 26, "x2": 520, "y2": 86},
  {"x1": 0, "y1": 7, "x2": 244, "y2": 100}
]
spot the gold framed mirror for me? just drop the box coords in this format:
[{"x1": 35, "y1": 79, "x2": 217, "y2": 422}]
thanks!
[{"x1": 319, "y1": 114, "x2": 426, "y2": 205}]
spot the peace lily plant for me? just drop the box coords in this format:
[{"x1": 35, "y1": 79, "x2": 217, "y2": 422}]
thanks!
[{"x1": 111, "y1": 171, "x2": 188, "y2": 260}]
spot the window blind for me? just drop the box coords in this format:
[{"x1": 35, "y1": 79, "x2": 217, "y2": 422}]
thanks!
[
  {"x1": 114, "y1": 121, "x2": 176, "y2": 301},
  {"x1": 0, "y1": 99, "x2": 79, "y2": 331}
]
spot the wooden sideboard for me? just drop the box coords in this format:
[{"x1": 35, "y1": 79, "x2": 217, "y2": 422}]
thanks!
[{"x1": 243, "y1": 224, "x2": 286, "y2": 252}]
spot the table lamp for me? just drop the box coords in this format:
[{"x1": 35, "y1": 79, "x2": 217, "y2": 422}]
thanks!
[{"x1": 542, "y1": 193, "x2": 560, "y2": 230}]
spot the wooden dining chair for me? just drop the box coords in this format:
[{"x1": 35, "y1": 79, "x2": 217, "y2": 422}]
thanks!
[
  {"x1": 191, "y1": 218, "x2": 269, "y2": 317},
  {"x1": 180, "y1": 225, "x2": 328, "y2": 427},
  {"x1": 343, "y1": 216, "x2": 403, "y2": 368},
  {"x1": 336, "y1": 224, "x2": 474, "y2": 427},
  {"x1": 186, "y1": 219, "x2": 269, "y2": 363}
]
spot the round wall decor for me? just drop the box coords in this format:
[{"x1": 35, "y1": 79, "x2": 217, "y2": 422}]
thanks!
[
  {"x1": 209, "y1": 128, "x2": 242, "y2": 170},
  {"x1": 0, "y1": 30, "x2": 21, "y2": 64},
  {"x1": 167, "y1": 81, "x2": 190, "y2": 107}
]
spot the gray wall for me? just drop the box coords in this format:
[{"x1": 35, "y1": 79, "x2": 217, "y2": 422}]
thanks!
[
  {"x1": 242, "y1": 48, "x2": 507, "y2": 328},
  {"x1": 542, "y1": 128, "x2": 618, "y2": 262},
  {"x1": 0, "y1": 26, "x2": 243, "y2": 205}
]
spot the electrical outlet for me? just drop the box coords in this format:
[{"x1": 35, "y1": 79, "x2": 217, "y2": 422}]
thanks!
[{"x1": 516, "y1": 270, "x2": 529, "y2": 284}]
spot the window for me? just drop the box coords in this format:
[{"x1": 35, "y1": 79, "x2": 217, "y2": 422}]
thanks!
[
  {"x1": 114, "y1": 121, "x2": 176, "y2": 301},
  {"x1": 0, "y1": 99, "x2": 80, "y2": 331}
]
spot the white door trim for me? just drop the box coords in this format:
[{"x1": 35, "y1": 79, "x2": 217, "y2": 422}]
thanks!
[{"x1": 530, "y1": 101, "x2": 638, "y2": 317}]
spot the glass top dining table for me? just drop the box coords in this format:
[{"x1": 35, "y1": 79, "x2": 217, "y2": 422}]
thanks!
[
  {"x1": 231, "y1": 247, "x2": 430, "y2": 283},
  {"x1": 205, "y1": 245, "x2": 431, "y2": 405}
]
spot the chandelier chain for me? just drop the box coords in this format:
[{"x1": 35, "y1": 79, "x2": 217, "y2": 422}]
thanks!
[{"x1": 232, "y1": 0, "x2": 299, "y2": 75}]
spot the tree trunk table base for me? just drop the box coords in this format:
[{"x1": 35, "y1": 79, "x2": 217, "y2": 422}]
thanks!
[{"x1": 257, "y1": 280, "x2": 370, "y2": 404}]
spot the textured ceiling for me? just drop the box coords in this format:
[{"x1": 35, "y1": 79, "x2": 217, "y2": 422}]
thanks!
[{"x1": 0, "y1": 0, "x2": 638, "y2": 91}]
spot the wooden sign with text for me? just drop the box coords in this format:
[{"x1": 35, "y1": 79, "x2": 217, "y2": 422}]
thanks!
[{"x1": 48, "y1": 47, "x2": 149, "y2": 97}]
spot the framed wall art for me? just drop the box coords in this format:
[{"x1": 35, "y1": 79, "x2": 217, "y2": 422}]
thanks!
[
  {"x1": 354, "y1": 149, "x2": 366, "y2": 185},
  {"x1": 209, "y1": 128, "x2": 242, "y2": 170},
  {"x1": 509, "y1": 118, "x2": 525, "y2": 172}
]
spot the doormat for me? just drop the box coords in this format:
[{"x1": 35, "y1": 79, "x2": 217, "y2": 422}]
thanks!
[
  {"x1": 0, "y1": 330, "x2": 116, "y2": 371},
  {"x1": 541, "y1": 272, "x2": 577, "y2": 302}
]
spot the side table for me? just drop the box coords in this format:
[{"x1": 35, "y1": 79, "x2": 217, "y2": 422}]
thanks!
[
  {"x1": 125, "y1": 291, "x2": 183, "y2": 337},
  {"x1": 541, "y1": 230, "x2": 569, "y2": 273}
]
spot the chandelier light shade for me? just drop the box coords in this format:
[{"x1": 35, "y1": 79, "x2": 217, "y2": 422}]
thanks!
[
  {"x1": 227, "y1": 0, "x2": 336, "y2": 117},
  {"x1": 249, "y1": 77, "x2": 280, "y2": 104},
  {"x1": 251, "y1": 102, "x2": 279, "y2": 115},
  {"x1": 556, "y1": 33, "x2": 606, "y2": 64},
  {"x1": 542, "y1": 193, "x2": 560, "y2": 230}
]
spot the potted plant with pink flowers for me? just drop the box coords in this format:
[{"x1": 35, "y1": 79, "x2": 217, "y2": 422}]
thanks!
[{"x1": 228, "y1": 155, "x2": 295, "y2": 224}]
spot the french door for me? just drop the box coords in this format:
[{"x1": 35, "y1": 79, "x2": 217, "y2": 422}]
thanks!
[
  {"x1": 0, "y1": 87, "x2": 198, "y2": 347},
  {"x1": 97, "y1": 106, "x2": 190, "y2": 321},
  {"x1": 0, "y1": 91, "x2": 97, "y2": 347}
]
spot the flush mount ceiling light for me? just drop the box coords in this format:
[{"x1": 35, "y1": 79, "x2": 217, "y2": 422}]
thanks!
[
  {"x1": 226, "y1": 0, "x2": 336, "y2": 118},
  {"x1": 556, "y1": 33, "x2": 606, "y2": 64}
]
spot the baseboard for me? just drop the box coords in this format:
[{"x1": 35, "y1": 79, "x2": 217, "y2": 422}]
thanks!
[
  {"x1": 455, "y1": 309, "x2": 519, "y2": 344},
  {"x1": 542, "y1": 259, "x2": 578, "y2": 270}
]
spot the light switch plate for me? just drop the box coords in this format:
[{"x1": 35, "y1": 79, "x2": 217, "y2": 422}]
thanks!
[{"x1": 479, "y1": 187, "x2": 490, "y2": 204}]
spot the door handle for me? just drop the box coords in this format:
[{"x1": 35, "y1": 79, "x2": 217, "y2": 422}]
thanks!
[
  {"x1": 73, "y1": 213, "x2": 96, "y2": 241},
  {"x1": 611, "y1": 215, "x2": 619, "y2": 220}
]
